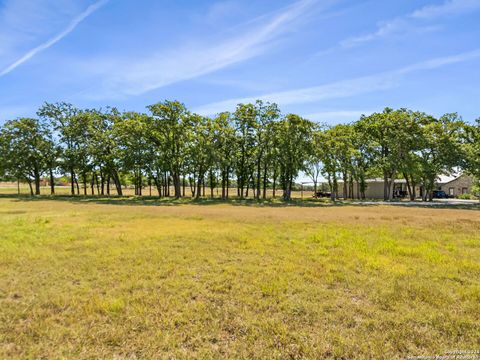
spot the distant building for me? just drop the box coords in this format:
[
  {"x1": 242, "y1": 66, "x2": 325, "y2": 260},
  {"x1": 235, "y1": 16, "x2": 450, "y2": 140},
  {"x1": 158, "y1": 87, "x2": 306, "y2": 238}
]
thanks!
[
  {"x1": 361, "y1": 178, "x2": 411, "y2": 199},
  {"x1": 436, "y1": 174, "x2": 475, "y2": 197},
  {"x1": 337, "y1": 178, "x2": 411, "y2": 199},
  {"x1": 334, "y1": 173, "x2": 475, "y2": 199}
]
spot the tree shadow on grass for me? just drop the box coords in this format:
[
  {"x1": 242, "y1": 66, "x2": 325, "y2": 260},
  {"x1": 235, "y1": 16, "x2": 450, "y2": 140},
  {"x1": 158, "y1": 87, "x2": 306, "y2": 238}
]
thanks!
[
  {"x1": 1, "y1": 193, "x2": 479, "y2": 211},
  {"x1": 1, "y1": 193, "x2": 333, "y2": 208}
]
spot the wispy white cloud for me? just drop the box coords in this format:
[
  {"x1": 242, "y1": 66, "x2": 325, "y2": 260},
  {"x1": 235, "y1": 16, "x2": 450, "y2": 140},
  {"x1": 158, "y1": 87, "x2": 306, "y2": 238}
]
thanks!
[
  {"x1": 205, "y1": 1, "x2": 243, "y2": 23},
  {"x1": 395, "y1": 48, "x2": 480, "y2": 74},
  {"x1": 80, "y1": 0, "x2": 319, "y2": 99},
  {"x1": 411, "y1": 0, "x2": 480, "y2": 18},
  {"x1": 0, "y1": 0, "x2": 108, "y2": 77},
  {"x1": 0, "y1": 0, "x2": 69, "y2": 58},
  {"x1": 194, "y1": 76, "x2": 394, "y2": 115},
  {"x1": 0, "y1": 0, "x2": 80, "y2": 37},
  {"x1": 194, "y1": 49, "x2": 480, "y2": 115},
  {"x1": 340, "y1": 0, "x2": 480, "y2": 49},
  {"x1": 340, "y1": 18, "x2": 408, "y2": 48}
]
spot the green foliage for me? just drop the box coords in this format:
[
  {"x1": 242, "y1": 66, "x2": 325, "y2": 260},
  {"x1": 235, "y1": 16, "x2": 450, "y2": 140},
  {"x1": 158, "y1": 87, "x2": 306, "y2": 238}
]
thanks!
[
  {"x1": 276, "y1": 114, "x2": 314, "y2": 200},
  {"x1": 463, "y1": 118, "x2": 480, "y2": 179},
  {"x1": 0, "y1": 118, "x2": 54, "y2": 194},
  {"x1": 416, "y1": 113, "x2": 465, "y2": 200},
  {"x1": 1, "y1": 100, "x2": 476, "y2": 201},
  {"x1": 146, "y1": 100, "x2": 191, "y2": 198}
]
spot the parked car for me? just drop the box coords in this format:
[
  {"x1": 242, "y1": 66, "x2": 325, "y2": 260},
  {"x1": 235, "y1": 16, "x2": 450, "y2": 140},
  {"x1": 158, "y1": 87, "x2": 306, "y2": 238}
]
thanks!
[
  {"x1": 313, "y1": 191, "x2": 331, "y2": 198},
  {"x1": 432, "y1": 190, "x2": 453, "y2": 199},
  {"x1": 393, "y1": 189, "x2": 408, "y2": 198}
]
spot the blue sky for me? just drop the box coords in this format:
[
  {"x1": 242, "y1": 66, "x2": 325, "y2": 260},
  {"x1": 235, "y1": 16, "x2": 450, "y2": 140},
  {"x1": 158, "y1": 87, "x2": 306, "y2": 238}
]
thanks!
[{"x1": 1, "y1": 0, "x2": 480, "y2": 124}]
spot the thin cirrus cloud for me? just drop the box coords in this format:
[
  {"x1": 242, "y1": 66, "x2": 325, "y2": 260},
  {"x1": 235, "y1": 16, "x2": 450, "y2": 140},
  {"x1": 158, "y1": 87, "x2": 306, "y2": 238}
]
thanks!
[
  {"x1": 340, "y1": 0, "x2": 480, "y2": 49},
  {"x1": 80, "y1": 0, "x2": 320, "y2": 100},
  {"x1": 205, "y1": 1, "x2": 243, "y2": 23},
  {"x1": 0, "y1": 0, "x2": 108, "y2": 77},
  {"x1": 193, "y1": 49, "x2": 480, "y2": 116},
  {"x1": 411, "y1": 0, "x2": 480, "y2": 18}
]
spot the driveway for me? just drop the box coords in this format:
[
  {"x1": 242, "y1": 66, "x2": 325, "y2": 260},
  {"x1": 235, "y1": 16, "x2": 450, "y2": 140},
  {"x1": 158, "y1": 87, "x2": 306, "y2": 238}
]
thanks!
[{"x1": 351, "y1": 199, "x2": 479, "y2": 207}]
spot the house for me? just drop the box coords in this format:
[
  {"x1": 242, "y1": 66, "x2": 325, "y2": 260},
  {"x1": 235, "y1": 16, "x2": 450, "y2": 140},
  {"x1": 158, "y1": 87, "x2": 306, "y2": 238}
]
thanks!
[
  {"x1": 361, "y1": 178, "x2": 414, "y2": 199},
  {"x1": 332, "y1": 173, "x2": 475, "y2": 200},
  {"x1": 436, "y1": 174, "x2": 475, "y2": 196},
  {"x1": 336, "y1": 178, "x2": 412, "y2": 199}
]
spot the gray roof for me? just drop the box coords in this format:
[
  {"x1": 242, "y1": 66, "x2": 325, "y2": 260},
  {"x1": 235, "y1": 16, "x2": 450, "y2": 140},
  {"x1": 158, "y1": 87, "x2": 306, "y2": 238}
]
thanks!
[{"x1": 436, "y1": 173, "x2": 462, "y2": 184}]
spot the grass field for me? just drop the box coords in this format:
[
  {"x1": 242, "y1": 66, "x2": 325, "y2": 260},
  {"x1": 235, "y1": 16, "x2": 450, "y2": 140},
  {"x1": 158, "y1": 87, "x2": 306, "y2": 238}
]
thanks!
[{"x1": 0, "y1": 196, "x2": 479, "y2": 358}]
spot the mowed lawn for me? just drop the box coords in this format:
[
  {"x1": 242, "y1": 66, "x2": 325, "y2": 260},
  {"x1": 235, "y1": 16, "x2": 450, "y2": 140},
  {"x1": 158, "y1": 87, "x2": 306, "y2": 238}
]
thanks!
[{"x1": 0, "y1": 198, "x2": 479, "y2": 359}]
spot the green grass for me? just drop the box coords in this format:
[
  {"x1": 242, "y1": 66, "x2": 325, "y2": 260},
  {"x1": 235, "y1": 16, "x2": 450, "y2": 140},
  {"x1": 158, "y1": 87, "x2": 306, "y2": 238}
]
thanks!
[{"x1": 0, "y1": 198, "x2": 479, "y2": 358}]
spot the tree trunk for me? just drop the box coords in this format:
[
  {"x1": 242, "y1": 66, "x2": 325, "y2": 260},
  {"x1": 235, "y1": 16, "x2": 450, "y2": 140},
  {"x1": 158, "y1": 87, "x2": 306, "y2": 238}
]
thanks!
[
  {"x1": 91, "y1": 174, "x2": 95, "y2": 195},
  {"x1": 28, "y1": 180, "x2": 34, "y2": 196},
  {"x1": 283, "y1": 174, "x2": 293, "y2": 201},
  {"x1": 95, "y1": 172, "x2": 100, "y2": 195},
  {"x1": 221, "y1": 170, "x2": 226, "y2": 200},
  {"x1": 330, "y1": 175, "x2": 338, "y2": 202},
  {"x1": 111, "y1": 170, "x2": 123, "y2": 196},
  {"x1": 349, "y1": 176, "x2": 354, "y2": 199},
  {"x1": 196, "y1": 173, "x2": 203, "y2": 199},
  {"x1": 226, "y1": 169, "x2": 230, "y2": 199},
  {"x1": 171, "y1": 172, "x2": 181, "y2": 198},
  {"x1": 360, "y1": 175, "x2": 366, "y2": 200},
  {"x1": 283, "y1": 185, "x2": 290, "y2": 201},
  {"x1": 189, "y1": 176, "x2": 195, "y2": 197},
  {"x1": 83, "y1": 173, "x2": 87, "y2": 196},
  {"x1": 71, "y1": 168, "x2": 75, "y2": 195},
  {"x1": 34, "y1": 170, "x2": 41, "y2": 196},
  {"x1": 163, "y1": 172, "x2": 168, "y2": 197},
  {"x1": 388, "y1": 170, "x2": 397, "y2": 201},
  {"x1": 153, "y1": 175, "x2": 162, "y2": 197},
  {"x1": 210, "y1": 171, "x2": 214, "y2": 198},
  {"x1": 404, "y1": 173, "x2": 413, "y2": 201},
  {"x1": 168, "y1": 174, "x2": 172, "y2": 197},
  {"x1": 262, "y1": 162, "x2": 268, "y2": 200},
  {"x1": 383, "y1": 172, "x2": 389, "y2": 201},
  {"x1": 182, "y1": 176, "x2": 186, "y2": 197},
  {"x1": 100, "y1": 171, "x2": 105, "y2": 195},
  {"x1": 137, "y1": 171, "x2": 142, "y2": 196},
  {"x1": 272, "y1": 172, "x2": 277, "y2": 199},
  {"x1": 428, "y1": 175, "x2": 435, "y2": 202},
  {"x1": 256, "y1": 159, "x2": 261, "y2": 199},
  {"x1": 49, "y1": 168, "x2": 55, "y2": 195}
]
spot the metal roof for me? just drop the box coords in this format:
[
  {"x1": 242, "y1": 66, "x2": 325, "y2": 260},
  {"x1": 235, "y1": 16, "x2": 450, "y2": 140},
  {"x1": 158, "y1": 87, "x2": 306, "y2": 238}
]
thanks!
[{"x1": 436, "y1": 173, "x2": 462, "y2": 184}]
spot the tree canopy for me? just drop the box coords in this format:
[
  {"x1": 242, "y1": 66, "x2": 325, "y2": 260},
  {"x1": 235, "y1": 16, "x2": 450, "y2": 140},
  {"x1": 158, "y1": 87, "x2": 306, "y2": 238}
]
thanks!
[{"x1": 0, "y1": 100, "x2": 477, "y2": 201}]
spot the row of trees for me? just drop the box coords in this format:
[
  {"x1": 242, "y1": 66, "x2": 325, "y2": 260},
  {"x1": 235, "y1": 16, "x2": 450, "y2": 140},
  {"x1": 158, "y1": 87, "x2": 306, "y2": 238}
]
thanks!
[
  {"x1": 0, "y1": 100, "x2": 478, "y2": 201},
  {"x1": 314, "y1": 109, "x2": 479, "y2": 201}
]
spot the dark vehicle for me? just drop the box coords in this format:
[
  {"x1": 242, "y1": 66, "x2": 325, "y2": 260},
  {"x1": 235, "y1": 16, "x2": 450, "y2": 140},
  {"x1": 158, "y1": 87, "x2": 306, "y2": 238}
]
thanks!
[
  {"x1": 314, "y1": 191, "x2": 331, "y2": 198},
  {"x1": 432, "y1": 190, "x2": 453, "y2": 199},
  {"x1": 393, "y1": 189, "x2": 408, "y2": 198}
]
